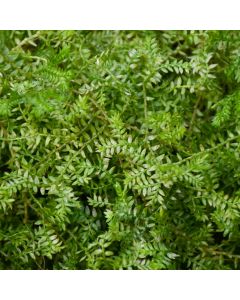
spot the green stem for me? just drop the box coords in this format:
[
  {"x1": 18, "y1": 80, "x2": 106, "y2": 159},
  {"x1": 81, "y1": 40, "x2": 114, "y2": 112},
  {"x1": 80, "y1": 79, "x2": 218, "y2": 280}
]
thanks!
[
  {"x1": 162, "y1": 134, "x2": 240, "y2": 167},
  {"x1": 143, "y1": 84, "x2": 147, "y2": 120}
]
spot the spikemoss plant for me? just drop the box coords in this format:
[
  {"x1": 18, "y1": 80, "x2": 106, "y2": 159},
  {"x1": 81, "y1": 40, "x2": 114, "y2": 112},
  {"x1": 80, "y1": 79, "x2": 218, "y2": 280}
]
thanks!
[{"x1": 1, "y1": 30, "x2": 240, "y2": 269}]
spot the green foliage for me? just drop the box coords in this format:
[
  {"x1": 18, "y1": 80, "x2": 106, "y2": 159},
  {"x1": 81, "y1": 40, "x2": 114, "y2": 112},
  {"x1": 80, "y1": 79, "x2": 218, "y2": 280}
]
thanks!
[{"x1": 1, "y1": 30, "x2": 240, "y2": 269}]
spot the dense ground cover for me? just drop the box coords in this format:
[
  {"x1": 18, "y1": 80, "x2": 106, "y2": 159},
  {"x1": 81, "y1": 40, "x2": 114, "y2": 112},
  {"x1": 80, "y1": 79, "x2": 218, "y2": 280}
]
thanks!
[{"x1": 1, "y1": 30, "x2": 240, "y2": 269}]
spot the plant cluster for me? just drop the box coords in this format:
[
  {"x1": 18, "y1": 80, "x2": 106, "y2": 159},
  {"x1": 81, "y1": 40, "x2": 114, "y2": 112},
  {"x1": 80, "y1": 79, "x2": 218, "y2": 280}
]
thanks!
[{"x1": 1, "y1": 30, "x2": 240, "y2": 269}]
